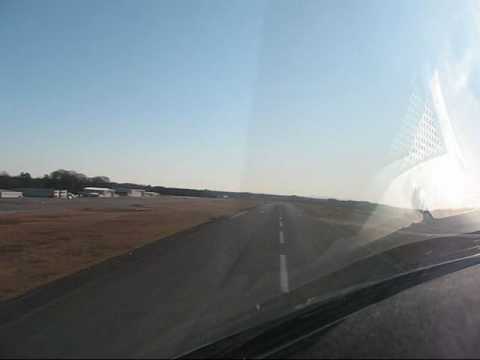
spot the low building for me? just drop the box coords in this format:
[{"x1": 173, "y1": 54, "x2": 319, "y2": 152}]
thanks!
[
  {"x1": 0, "y1": 189, "x2": 23, "y2": 198},
  {"x1": 83, "y1": 187, "x2": 115, "y2": 198},
  {"x1": 15, "y1": 188, "x2": 54, "y2": 198},
  {"x1": 115, "y1": 188, "x2": 145, "y2": 197},
  {"x1": 53, "y1": 190, "x2": 68, "y2": 199},
  {"x1": 144, "y1": 191, "x2": 159, "y2": 197},
  {"x1": 15, "y1": 188, "x2": 68, "y2": 198}
]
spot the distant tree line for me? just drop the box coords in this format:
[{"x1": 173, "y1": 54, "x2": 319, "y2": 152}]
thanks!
[
  {"x1": 0, "y1": 170, "x2": 111, "y2": 193},
  {"x1": 0, "y1": 170, "x2": 229, "y2": 196},
  {"x1": 0, "y1": 169, "x2": 311, "y2": 201}
]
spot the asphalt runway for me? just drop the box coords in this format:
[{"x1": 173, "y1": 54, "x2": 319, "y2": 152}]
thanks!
[
  {"x1": 0, "y1": 202, "x2": 351, "y2": 357},
  {"x1": 1, "y1": 202, "x2": 480, "y2": 358}
]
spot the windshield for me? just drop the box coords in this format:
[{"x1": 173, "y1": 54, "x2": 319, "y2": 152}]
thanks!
[{"x1": 2, "y1": 0, "x2": 480, "y2": 357}]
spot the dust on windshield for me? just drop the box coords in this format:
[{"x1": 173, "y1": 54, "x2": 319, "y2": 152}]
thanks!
[{"x1": 1, "y1": 0, "x2": 480, "y2": 357}]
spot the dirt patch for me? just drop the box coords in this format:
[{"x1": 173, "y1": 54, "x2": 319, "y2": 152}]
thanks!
[
  {"x1": 295, "y1": 200, "x2": 423, "y2": 246},
  {"x1": 0, "y1": 218, "x2": 25, "y2": 226},
  {"x1": 296, "y1": 201, "x2": 378, "y2": 227},
  {"x1": 81, "y1": 207, "x2": 150, "y2": 213},
  {"x1": 0, "y1": 197, "x2": 257, "y2": 300}
]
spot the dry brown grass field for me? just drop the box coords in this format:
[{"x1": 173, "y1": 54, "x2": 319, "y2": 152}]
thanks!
[{"x1": 0, "y1": 196, "x2": 258, "y2": 300}]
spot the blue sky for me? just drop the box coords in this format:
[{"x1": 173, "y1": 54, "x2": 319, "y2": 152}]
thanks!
[{"x1": 1, "y1": 0, "x2": 478, "y2": 199}]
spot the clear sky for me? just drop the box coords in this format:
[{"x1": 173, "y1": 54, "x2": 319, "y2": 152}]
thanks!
[{"x1": 2, "y1": 0, "x2": 479, "y2": 200}]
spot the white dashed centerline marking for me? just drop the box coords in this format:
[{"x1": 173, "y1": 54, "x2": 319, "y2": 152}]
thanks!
[
  {"x1": 279, "y1": 211, "x2": 289, "y2": 293},
  {"x1": 230, "y1": 210, "x2": 247, "y2": 219},
  {"x1": 280, "y1": 254, "x2": 290, "y2": 293}
]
